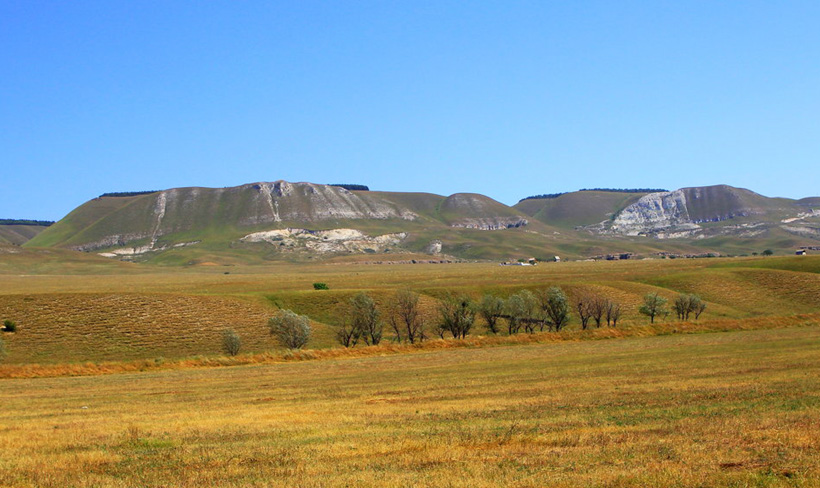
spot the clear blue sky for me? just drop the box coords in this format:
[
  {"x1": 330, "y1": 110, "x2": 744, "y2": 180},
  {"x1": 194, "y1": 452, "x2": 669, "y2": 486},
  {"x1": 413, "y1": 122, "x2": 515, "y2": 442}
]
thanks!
[{"x1": 2, "y1": 1, "x2": 819, "y2": 220}]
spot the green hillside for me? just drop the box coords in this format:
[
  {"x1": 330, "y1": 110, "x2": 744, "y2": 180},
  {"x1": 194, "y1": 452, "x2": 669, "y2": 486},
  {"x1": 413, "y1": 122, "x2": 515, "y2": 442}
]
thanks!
[{"x1": 515, "y1": 190, "x2": 647, "y2": 228}]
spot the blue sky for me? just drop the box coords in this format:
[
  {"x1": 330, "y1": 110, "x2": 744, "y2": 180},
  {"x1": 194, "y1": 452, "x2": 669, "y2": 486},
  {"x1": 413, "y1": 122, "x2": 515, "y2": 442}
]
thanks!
[{"x1": 2, "y1": 1, "x2": 819, "y2": 220}]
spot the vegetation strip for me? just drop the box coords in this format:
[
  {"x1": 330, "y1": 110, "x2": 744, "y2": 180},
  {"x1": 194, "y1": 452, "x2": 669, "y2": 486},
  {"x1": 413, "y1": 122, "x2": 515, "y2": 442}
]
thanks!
[{"x1": 2, "y1": 313, "x2": 817, "y2": 379}]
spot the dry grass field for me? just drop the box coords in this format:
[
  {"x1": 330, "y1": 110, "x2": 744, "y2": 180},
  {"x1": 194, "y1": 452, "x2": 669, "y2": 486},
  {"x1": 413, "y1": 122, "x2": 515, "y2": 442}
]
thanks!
[
  {"x1": 2, "y1": 326, "x2": 819, "y2": 487},
  {"x1": 1, "y1": 254, "x2": 819, "y2": 486},
  {"x1": 1, "y1": 256, "x2": 819, "y2": 365}
]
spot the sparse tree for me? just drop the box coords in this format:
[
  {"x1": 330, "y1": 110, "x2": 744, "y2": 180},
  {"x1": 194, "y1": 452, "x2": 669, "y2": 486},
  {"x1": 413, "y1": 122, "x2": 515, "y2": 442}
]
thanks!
[
  {"x1": 605, "y1": 300, "x2": 622, "y2": 327},
  {"x1": 221, "y1": 328, "x2": 242, "y2": 356},
  {"x1": 349, "y1": 292, "x2": 383, "y2": 346},
  {"x1": 389, "y1": 289, "x2": 425, "y2": 343},
  {"x1": 478, "y1": 293, "x2": 505, "y2": 334},
  {"x1": 576, "y1": 293, "x2": 594, "y2": 330},
  {"x1": 268, "y1": 309, "x2": 311, "y2": 349},
  {"x1": 336, "y1": 318, "x2": 360, "y2": 348},
  {"x1": 437, "y1": 293, "x2": 476, "y2": 339},
  {"x1": 538, "y1": 287, "x2": 570, "y2": 331},
  {"x1": 589, "y1": 295, "x2": 607, "y2": 328},
  {"x1": 639, "y1": 293, "x2": 668, "y2": 324}
]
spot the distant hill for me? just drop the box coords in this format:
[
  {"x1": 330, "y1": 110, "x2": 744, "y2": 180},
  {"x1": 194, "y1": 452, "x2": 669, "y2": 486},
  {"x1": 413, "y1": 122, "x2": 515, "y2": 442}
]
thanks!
[
  {"x1": 21, "y1": 182, "x2": 820, "y2": 263},
  {"x1": 27, "y1": 181, "x2": 553, "y2": 263},
  {"x1": 0, "y1": 220, "x2": 53, "y2": 246}
]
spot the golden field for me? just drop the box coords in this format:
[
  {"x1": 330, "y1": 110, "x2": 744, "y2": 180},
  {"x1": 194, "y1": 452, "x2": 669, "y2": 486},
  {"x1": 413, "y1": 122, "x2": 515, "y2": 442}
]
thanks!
[
  {"x1": 2, "y1": 326, "x2": 819, "y2": 487},
  {"x1": 0, "y1": 254, "x2": 819, "y2": 486}
]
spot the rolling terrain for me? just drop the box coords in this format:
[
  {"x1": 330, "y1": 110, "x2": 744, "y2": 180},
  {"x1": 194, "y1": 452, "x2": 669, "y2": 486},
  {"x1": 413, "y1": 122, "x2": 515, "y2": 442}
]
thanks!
[{"x1": 18, "y1": 181, "x2": 820, "y2": 264}]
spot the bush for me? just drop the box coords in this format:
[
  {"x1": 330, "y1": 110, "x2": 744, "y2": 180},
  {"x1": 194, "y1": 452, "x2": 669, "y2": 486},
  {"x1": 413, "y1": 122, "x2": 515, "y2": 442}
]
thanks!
[
  {"x1": 221, "y1": 328, "x2": 242, "y2": 356},
  {"x1": 313, "y1": 283, "x2": 329, "y2": 290},
  {"x1": 2, "y1": 320, "x2": 17, "y2": 332},
  {"x1": 269, "y1": 310, "x2": 311, "y2": 349}
]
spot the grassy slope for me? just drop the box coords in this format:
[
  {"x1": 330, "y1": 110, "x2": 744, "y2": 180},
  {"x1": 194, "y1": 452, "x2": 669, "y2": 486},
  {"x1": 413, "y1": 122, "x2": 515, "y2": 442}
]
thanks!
[
  {"x1": 2, "y1": 256, "x2": 819, "y2": 364},
  {"x1": 515, "y1": 191, "x2": 647, "y2": 228},
  {"x1": 0, "y1": 225, "x2": 47, "y2": 245},
  {"x1": 2, "y1": 326, "x2": 819, "y2": 486}
]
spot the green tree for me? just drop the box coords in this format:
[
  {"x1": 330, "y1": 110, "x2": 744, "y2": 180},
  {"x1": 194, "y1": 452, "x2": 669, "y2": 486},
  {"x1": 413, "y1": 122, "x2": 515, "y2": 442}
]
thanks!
[
  {"x1": 505, "y1": 290, "x2": 536, "y2": 334},
  {"x1": 268, "y1": 309, "x2": 311, "y2": 349},
  {"x1": 478, "y1": 293, "x2": 505, "y2": 334},
  {"x1": 538, "y1": 287, "x2": 570, "y2": 331},
  {"x1": 639, "y1": 293, "x2": 669, "y2": 324}
]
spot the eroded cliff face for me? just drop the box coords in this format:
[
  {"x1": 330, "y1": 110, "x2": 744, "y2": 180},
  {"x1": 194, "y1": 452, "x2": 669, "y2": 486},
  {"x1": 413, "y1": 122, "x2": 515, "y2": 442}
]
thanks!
[
  {"x1": 595, "y1": 186, "x2": 812, "y2": 239},
  {"x1": 441, "y1": 193, "x2": 529, "y2": 230},
  {"x1": 609, "y1": 190, "x2": 695, "y2": 236},
  {"x1": 240, "y1": 228, "x2": 407, "y2": 254},
  {"x1": 244, "y1": 182, "x2": 418, "y2": 224},
  {"x1": 73, "y1": 182, "x2": 418, "y2": 252}
]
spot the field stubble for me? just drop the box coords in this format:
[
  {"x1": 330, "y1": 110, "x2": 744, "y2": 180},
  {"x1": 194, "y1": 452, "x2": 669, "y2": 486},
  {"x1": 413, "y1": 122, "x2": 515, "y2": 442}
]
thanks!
[{"x1": 1, "y1": 326, "x2": 819, "y2": 487}]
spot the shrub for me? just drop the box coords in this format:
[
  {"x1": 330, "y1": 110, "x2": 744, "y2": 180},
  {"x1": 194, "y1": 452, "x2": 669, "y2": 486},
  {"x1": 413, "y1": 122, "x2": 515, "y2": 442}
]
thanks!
[
  {"x1": 221, "y1": 328, "x2": 242, "y2": 356},
  {"x1": 313, "y1": 283, "x2": 329, "y2": 290},
  {"x1": 269, "y1": 310, "x2": 311, "y2": 349},
  {"x1": 2, "y1": 320, "x2": 16, "y2": 332}
]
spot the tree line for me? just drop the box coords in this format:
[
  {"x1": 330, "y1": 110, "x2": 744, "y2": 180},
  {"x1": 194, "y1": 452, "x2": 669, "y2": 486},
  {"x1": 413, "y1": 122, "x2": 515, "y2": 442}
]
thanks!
[
  {"x1": 99, "y1": 191, "x2": 159, "y2": 198},
  {"x1": 0, "y1": 219, "x2": 54, "y2": 226},
  {"x1": 257, "y1": 289, "x2": 706, "y2": 352}
]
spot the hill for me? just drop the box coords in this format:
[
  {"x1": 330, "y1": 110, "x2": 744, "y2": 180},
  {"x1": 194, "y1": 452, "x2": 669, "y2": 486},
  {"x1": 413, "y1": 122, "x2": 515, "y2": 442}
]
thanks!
[
  {"x1": 26, "y1": 181, "x2": 557, "y2": 263},
  {"x1": 20, "y1": 182, "x2": 820, "y2": 262}
]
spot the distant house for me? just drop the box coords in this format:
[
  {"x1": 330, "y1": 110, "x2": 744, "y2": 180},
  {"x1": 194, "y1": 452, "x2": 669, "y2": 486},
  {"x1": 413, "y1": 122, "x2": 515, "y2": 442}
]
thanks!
[
  {"x1": 554, "y1": 256, "x2": 561, "y2": 262},
  {"x1": 796, "y1": 249, "x2": 808, "y2": 256}
]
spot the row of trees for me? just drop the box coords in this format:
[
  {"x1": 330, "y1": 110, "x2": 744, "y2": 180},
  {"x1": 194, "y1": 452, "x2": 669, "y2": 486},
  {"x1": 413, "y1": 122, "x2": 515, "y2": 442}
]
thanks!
[
  {"x1": 254, "y1": 289, "x2": 707, "y2": 352},
  {"x1": 638, "y1": 292, "x2": 707, "y2": 323}
]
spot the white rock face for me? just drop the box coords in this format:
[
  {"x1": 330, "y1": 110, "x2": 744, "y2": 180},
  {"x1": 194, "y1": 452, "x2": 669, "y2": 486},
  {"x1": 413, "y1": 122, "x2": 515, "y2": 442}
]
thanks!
[
  {"x1": 240, "y1": 228, "x2": 407, "y2": 254},
  {"x1": 251, "y1": 182, "x2": 418, "y2": 223},
  {"x1": 449, "y1": 218, "x2": 528, "y2": 230},
  {"x1": 425, "y1": 239, "x2": 443, "y2": 254},
  {"x1": 610, "y1": 190, "x2": 696, "y2": 236}
]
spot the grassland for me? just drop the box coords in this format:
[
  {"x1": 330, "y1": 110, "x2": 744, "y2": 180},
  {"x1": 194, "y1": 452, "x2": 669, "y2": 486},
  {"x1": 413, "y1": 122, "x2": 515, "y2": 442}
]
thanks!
[
  {"x1": 0, "y1": 252, "x2": 819, "y2": 485},
  {"x1": 1, "y1": 256, "x2": 819, "y2": 365},
  {"x1": 2, "y1": 326, "x2": 819, "y2": 487}
]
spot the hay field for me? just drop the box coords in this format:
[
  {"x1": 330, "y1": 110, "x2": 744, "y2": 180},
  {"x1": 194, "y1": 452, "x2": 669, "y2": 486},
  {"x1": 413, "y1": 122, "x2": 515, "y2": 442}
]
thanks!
[
  {"x1": 1, "y1": 256, "x2": 819, "y2": 365},
  {"x1": 2, "y1": 326, "x2": 819, "y2": 487}
]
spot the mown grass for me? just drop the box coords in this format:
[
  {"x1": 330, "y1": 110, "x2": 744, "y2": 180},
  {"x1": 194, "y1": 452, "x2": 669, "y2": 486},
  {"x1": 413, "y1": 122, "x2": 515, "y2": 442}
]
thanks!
[
  {"x1": 1, "y1": 256, "x2": 819, "y2": 365},
  {"x1": 1, "y1": 326, "x2": 819, "y2": 487}
]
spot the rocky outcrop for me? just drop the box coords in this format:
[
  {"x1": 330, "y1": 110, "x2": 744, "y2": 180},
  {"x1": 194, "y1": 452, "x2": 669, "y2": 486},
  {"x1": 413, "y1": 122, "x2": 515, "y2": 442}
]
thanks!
[
  {"x1": 440, "y1": 193, "x2": 529, "y2": 230},
  {"x1": 609, "y1": 190, "x2": 695, "y2": 236},
  {"x1": 240, "y1": 228, "x2": 407, "y2": 254}
]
